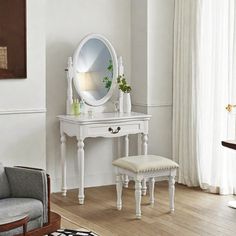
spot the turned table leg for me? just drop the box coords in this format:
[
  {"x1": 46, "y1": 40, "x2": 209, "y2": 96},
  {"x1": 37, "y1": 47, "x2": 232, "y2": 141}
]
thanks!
[
  {"x1": 77, "y1": 138, "x2": 85, "y2": 204},
  {"x1": 61, "y1": 133, "x2": 67, "y2": 197},
  {"x1": 142, "y1": 134, "x2": 148, "y2": 195},
  {"x1": 124, "y1": 135, "x2": 129, "y2": 188}
]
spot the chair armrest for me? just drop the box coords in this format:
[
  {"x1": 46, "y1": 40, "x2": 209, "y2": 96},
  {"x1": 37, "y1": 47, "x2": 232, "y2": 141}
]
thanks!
[{"x1": 5, "y1": 166, "x2": 49, "y2": 224}]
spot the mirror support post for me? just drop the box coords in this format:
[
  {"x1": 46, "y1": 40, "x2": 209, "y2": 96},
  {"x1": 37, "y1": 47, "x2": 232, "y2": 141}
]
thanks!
[
  {"x1": 118, "y1": 56, "x2": 124, "y2": 113},
  {"x1": 66, "y1": 57, "x2": 73, "y2": 115}
]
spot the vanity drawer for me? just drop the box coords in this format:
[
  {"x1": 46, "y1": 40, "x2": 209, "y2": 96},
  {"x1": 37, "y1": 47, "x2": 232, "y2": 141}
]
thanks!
[{"x1": 86, "y1": 122, "x2": 143, "y2": 137}]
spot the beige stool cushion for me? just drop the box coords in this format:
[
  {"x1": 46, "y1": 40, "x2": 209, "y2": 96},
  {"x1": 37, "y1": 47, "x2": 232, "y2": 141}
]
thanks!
[{"x1": 112, "y1": 155, "x2": 179, "y2": 173}]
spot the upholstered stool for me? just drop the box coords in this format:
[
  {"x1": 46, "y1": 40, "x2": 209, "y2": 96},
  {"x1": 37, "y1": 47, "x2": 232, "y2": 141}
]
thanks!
[{"x1": 112, "y1": 155, "x2": 179, "y2": 219}]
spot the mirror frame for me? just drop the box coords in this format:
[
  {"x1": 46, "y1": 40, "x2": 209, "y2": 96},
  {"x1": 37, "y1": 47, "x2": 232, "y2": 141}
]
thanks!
[{"x1": 73, "y1": 34, "x2": 118, "y2": 107}]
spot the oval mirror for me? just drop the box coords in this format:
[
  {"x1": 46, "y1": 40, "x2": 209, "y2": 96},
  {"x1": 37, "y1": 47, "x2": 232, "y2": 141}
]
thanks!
[{"x1": 73, "y1": 34, "x2": 118, "y2": 106}]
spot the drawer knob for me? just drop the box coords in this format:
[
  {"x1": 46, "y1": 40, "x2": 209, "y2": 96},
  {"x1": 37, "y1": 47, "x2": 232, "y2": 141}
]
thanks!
[{"x1": 108, "y1": 127, "x2": 121, "y2": 134}]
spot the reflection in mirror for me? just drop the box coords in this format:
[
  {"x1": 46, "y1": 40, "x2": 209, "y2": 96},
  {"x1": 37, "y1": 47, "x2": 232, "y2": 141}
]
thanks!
[{"x1": 74, "y1": 38, "x2": 113, "y2": 102}]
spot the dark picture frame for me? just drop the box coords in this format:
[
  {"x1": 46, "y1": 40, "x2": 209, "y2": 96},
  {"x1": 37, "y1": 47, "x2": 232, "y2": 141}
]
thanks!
[{"x1": 0, "y1": 0, "x2": 27, "y2": 79}]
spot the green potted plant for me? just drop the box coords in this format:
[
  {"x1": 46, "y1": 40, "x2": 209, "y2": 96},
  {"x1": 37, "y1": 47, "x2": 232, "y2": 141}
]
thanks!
[
  {"x1": 117, "y1": 74, "x2": 131, "y2": 93},
  {"x1": 117, "y1": 74, "x2": 132, "y2": 113}
]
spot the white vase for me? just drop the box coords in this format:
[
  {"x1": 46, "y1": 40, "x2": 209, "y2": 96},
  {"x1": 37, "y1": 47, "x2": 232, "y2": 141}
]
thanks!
[
  {"x1": 123, "y1": 93, "x2": 131, "y2": 113},
  {"x1": 119, "y1": 91, "x2": 124, "y2": 113}
]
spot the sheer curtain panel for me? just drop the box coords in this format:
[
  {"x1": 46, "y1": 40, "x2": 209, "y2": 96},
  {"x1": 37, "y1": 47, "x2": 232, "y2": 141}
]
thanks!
[{"x1": 173, "y1": 0, "x2": 236, "y2": 194}]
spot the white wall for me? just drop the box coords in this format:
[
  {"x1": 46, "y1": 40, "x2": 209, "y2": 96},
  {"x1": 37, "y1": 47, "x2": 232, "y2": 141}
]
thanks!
[
  {"x1": 46, "y1": 0, "x2": 131, "y2": 192},
  {"x1": 148, "y1": 0, "x2": 174, "y2": 106},
  {"x1": 0, "y1": 0, "x2": 174, "y2": 192},
  {"x1": 147, "y1": 0, "x2": 174, "y2": 158},
  {"x1": 0, "y1": 0, "x2": 174, "y2": 191},
  {"x1": 131, "y1": 0, "x2": 174, "y2": 158},
  {"x1": 131, "y1": 0, "x2": 148, "y2": 106},
  {"x1": 0, "y1": 0, "x2": 46, "y2": 169}
]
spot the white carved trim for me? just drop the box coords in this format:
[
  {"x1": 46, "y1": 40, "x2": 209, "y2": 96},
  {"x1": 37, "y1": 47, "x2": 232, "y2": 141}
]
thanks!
[
  {"x1": 132, "y1": 102, "x2": 172, "y2": 107},
  {"x1": 116, "y1": 167, "x2": 177, "y2": 179},
  {"x1": 0, "y1": 108, "x2": 47, "y2": 115}
]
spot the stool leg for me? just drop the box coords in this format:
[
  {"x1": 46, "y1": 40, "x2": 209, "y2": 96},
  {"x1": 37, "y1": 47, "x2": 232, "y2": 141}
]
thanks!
[
  {"x1": 135, "y1": 179, "x2": 142, "y2": 219},
  {"x1": 169, "y1": 175, "x2": 175, "y2": 212},
  {"x1": 149, "y1": 177, "x2": 155, "y2": 205},
  {"x1": 141, "y1": 179, "x2": 147, "y2": 196},
  {"x1": 116, "y1": 174, "x2": 123, "y2": 210},
  {"x1": 124, "y1": 174, "x2": 129, "y2": 188}
]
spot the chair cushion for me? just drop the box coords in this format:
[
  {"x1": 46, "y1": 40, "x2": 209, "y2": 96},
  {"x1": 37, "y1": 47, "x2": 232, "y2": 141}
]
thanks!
[
  {"x1": 0, "y1": 198, "x2": 43, "y2": 220},
  {"x1": 112, "y1": 155, "x2": 179, "y2": 173},
  {"x1": 5, "y1": 167, "x2": 48, "y2": 224},
  {"x1": 0, "y1": 163, "x2": 10, "y2": 199}
]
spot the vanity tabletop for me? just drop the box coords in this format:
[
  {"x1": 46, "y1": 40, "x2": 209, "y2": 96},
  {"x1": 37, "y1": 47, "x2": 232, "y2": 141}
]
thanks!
[{"x1": 57, "y1": 112, "x2": 151, "y2": 124}]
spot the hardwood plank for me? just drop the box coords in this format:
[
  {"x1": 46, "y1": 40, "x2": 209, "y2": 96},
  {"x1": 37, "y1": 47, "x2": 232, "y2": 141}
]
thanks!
[
  {"x1": 51, "y1": 203, "x2": 114, "y2": 236},
  {"x1": 51, "y1": 182, "x2": 236, "y2": 236}
]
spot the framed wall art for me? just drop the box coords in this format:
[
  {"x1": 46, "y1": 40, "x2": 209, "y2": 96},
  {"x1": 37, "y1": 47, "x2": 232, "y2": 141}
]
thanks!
[{"x1": 0, "y1": 0, "x2": 27, "y2": 79}]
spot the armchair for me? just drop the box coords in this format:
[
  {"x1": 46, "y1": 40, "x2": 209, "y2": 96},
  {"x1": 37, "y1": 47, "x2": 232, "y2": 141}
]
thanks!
[{"x1": 0, "y1": 163, "x2": 60, "y2": 235}]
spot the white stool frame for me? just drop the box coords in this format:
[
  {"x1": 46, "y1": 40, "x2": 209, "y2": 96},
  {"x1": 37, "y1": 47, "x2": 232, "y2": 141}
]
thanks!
[{"x1": 115, "y1": 167, "x2": 177, "y2": 219}]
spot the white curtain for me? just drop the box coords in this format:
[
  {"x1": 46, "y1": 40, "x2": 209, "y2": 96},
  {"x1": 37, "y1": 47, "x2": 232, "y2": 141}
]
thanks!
[
  {"x1": 173, "y1": 0, "x2": 236, "y2": 194},
  {"x1": 173, "y1": 0, "x2": 200, "y2": 187}
]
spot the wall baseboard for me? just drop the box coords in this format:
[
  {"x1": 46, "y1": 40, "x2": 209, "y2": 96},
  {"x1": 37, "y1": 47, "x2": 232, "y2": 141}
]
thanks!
[
  {"x1": 0, "y1": 108, "x2": 47, "y2": 115},
  {"x1": 51, "y1": 172, "x2": 116, "y2": 193}
]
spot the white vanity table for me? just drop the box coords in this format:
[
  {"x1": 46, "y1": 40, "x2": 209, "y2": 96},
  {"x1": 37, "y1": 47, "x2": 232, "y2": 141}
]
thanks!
[
  {"x1": 58, "y1": 112, "x2": 151, "y2": 204},
  {"x1": 58, "y1": 34, "x2": 151, "y2": 204}
]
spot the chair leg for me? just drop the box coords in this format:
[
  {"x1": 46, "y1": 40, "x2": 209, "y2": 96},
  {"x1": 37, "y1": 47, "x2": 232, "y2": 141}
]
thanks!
[
  {"x1": 135, "y1": 179, "x2": 142, "y2": 219},
  {"x1": 123, "y1": 174, "x2": 129, "y2": 188},
  {"x1": 149, "y1": 177, "x2": 155, "y2": 205},
  {"x1": 116, "y1": 174, "x2": 123, "y2": 210},
  {"x1": 141, "y1": 179, "x2": 147, "y2": 196},
  {"x1": 169, "y1": 175, "x2": 175, "y2": 212}
]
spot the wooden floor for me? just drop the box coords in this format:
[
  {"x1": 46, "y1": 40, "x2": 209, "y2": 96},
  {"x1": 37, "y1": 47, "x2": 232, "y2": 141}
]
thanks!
[
  {"x1": 51, "y1": 182, "x2": 236, "y2": 236},
  {"x1": 59, "y1": 216, "x2": 92, "y2": 233}
]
